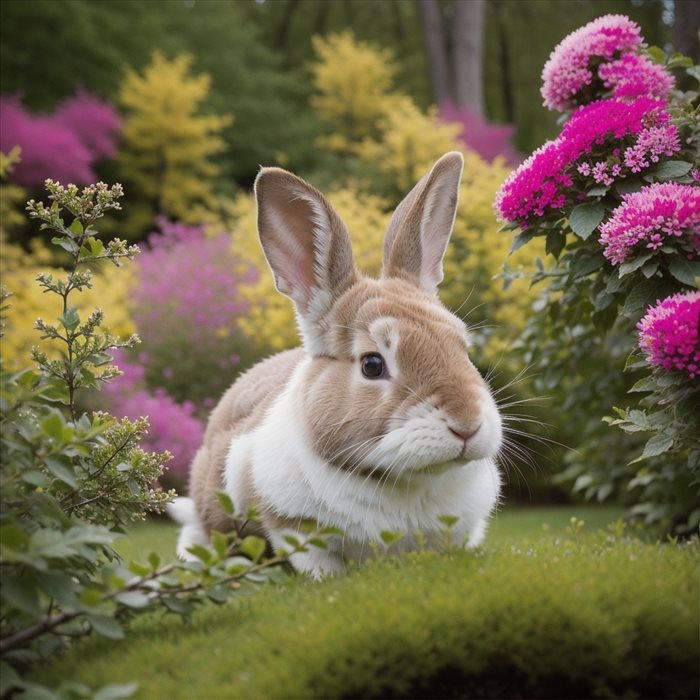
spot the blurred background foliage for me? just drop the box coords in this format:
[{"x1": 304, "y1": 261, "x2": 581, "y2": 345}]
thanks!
[{"x1": 0, "y1": 0, "x2": 682, "y2": 505}]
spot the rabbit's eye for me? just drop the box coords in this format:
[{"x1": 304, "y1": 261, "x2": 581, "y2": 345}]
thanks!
[{"x1": 361, "y1": 353, "x2": 385, "y2": 379}]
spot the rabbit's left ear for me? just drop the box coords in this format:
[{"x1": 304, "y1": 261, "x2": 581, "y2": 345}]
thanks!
[
  {"x1": 255, "y1": 167, "x2": 358, "y2": 314},
  {"x1": 382, "y1": 151, "x2": 463, "y2": 294}
]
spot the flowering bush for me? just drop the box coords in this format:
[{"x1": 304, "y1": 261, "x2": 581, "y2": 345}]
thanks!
[
  {"x1": 637, "y1": 291, "x2": 700, "y2": 380},
  {"x1": 0, "y1": 91, "x2": 120, "y2": 187},
  {"x1": 495, "y1": 97, "x2": 680, "y2": 229},
  {"x1": 496, "y1": 15, "x2": 699, "y2": 533},
  {"x1": 121, "y1": 218, "x2": 255, "y2": 406},
  {"x1": 541, "y1": 14, "x2": 674, "y2": 111},
  {"x1": 599, "y1": 183, "x2": 700, "y2": 266}
]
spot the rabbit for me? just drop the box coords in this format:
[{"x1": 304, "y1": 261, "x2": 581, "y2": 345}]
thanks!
[{"x1": 168, "y1": 151, "x2": 503, "y2": 578}]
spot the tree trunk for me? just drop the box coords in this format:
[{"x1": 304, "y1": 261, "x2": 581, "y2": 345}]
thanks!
[
  {"x1": 673, "y1": 0, "x2": 700, "y2": 62},
  {"x1": 416, "y1": 0, "x2": 485, "y2": 113},
  {"x1": 416, "y1": 0, "x2": 451, "y2": 105},
  {"x1": 452, "y1": 0, "x2": 485, "y2": 115}
]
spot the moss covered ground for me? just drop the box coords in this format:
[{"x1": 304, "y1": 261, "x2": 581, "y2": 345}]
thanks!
[{"x1": 39, "y1": 506, "x2": 697, "y2": 699}]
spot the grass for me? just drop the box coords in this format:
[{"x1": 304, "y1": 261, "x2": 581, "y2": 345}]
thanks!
[
  {"x1": 115, "y1": 504, "x2": 626, "y2": 563},
  {"x1": 46, "y1": 515, "x2": 697, "y2": 700}
]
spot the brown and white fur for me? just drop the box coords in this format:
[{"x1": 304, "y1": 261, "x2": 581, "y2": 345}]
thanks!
[{"x1": 169, "y1": 152, "x2": 503, "y2": 578}]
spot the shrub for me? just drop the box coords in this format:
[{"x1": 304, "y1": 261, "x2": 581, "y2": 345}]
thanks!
[
  {"x1": 0, "y1": 181, "x2": 317, "y2": 699},
  {"x1": 494, "y1": 17, "x2": 699, "y2": 532},
  {"x1": 38, "y1": 533, "x2": 699, "y2": 699},
  {"x1": 117, "y1": 52, "x2": 232, "y2": 232},
  {"x1": 0, "y1": 91, "x2": 121, "y2": 187},
  {"x1": 126, "y1": 217, "x2": 254, "y2": 405}
]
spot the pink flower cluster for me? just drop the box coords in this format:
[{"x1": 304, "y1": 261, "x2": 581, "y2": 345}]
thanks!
[
  {"x1": 637, "y1": 291, "x2": 700, "y2": 379},
  {"x1": 495, "y1": 97, "x2": 680, "y2": 227},
  {"x1": 440, "y1": 101, "x2": 521, "y2": 166},
  {"x1": 133, "y1": 218, "x2": 256, "y2": 342},
  {"x1": 599, "y1": 183, "x2": 700, "y2": 265},
  {"x1": 541, "y1": 14, "x2": 673, "y2": 111},
  {"x1": 0, "y1": 91, "x2": 121, "y2": 187}
]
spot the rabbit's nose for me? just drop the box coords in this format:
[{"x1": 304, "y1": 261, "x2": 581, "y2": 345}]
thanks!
[{"x1": 448, "y1": 425, "x2": 480, "y2": 443}]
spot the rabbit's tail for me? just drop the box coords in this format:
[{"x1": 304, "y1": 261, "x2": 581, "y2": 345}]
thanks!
[{"x1": 166, "y1": 497, "x2": 207, "y2": 561}]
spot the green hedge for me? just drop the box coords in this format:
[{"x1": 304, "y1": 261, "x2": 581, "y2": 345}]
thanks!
[{"x1": 43, "y1": 536, "x2": 698, "y2": 699}]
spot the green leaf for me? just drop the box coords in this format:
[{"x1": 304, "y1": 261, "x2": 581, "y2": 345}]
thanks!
[
  {"x1": 2, "y1": 573, "x2": 41, "y2": 615},
  {"x1": 147, "y1": 552, "x2": 161, "y2": 570},
  {"x1": 114, "y1": 591, "x2": 151, "y2": 609},
  {"x1": 668, "y1": 258, "x2": 700, "y2": 286},
  {"x1": 379, "y1": 530, "x2": 404, "y2": 546},
  {"x1": 44, "y1": 455, "x2": 78, "y2": 488},
  {"x1": 215, "y1": 491, "x2": 235, "y2": 516},
  {"x1": 51, "y1": 236, "x2": 79, "y2": 254},
  {"x1": 128, "y1": 561, "x2": 151, "y2": 577},
  {"x1": 40, "y1": 410, "x2": 65, "y2": 440},
  {"x1": 510, "y1": 230, "x2": 535, "y2": 253},
  {"x1": 653, "y1": 160, "x2": 692, "y2": 181},
  {"x1": 89, "y1": 614, "x2": 125, "y2": 640},
  {"x1": 282, "y1": 534, "x2": 302, "y2": 550},
  {"x1": 640, "y1": 433, "x2": 674, "y2": 459},
  {"x1": 240, "y1": 535, "x2": 266, "y2": 562},
  {"x1": 569, "y1": 202, "x2": 606, "y2": 240},
  {"x1": 88, "y1": 237, "x2": 106, "y2": 256},
  {"x1": 307, "y1": 537, "x2": 328, "y2": 550},
  {"x1": 646, "y1": 45, "x2": 666, "y2": 64},
  {"x1": 211, "y1": 531, "x2": 229, "y2": 558},
  {"x1": 586, "y1": 185, "x2": 609, "y2": 197},
  {"x1": 186, "y1": 544, "x2": 212, "y2": 564},
  {"x1": 618, "y1": 251, "x2": 653, "y2": 278},
  {"x1": 545, "y1": 230, "x2": 565, "y2": 259},
  {"x1": 59, "y1": 306, "x2": 80, "y2": 331},
  {"x1": 68, "y1": 218, "x2": 84, "y2": 235},
  {"x1": 437, "y1": 515, "x2": 459, "y2": 528},
  {"x1": 667, "y1": 52, "x2": 693, "y2": 69}
]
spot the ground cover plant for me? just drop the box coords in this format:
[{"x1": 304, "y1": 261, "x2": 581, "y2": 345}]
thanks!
[{"x1": 40, "y1": 523, "x2": 698, "y2": 700}]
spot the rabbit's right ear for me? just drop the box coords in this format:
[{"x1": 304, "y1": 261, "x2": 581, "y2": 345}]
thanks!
[
  {"x1": 382, "y1": 152, "x2": 463, "y2": 294},
  {"x1": 255, "y1": 167, "x2": 358, "y2": 348}
]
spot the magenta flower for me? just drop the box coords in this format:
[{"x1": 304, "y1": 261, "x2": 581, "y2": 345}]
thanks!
[
  {"x1": 0, "y1": 96, "x2": 94, "y2": 186},
  {"x1": 637, "y1": 291, "x2": 700, "y2": 379},
  {"x1": 599, "y1": 183, "x2": 700, "y2": 265},
  {"x1": 0, "y1": 91, "x2": 121, "y2": 187},
  {"x1": 495, "y1": 98, "x2": 680, "y2": 227},
  {"x1": 133, "y1": 218, "x2": 255, "y2": 341},
  {"x1": 541, "y1": 14, "x2": 673, "y2": 111},
  {"x1": 53, "y1": 88, "x2": 121, "y2": 160}
]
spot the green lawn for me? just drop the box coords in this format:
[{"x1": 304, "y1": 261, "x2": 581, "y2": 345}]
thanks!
[
  {"x1": 115, "y1": 504, "x2": 625, "y2": 564},
  {"x1": 44, "y1": 506, "x2": 696, "y2": 700}
]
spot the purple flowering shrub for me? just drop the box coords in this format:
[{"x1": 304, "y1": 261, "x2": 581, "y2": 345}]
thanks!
[
  {"x1": 0, "y1": 91, "x2": 121, "y2": 187},
  {"x1": 103, "y1": 218, "x2": 259, "y2": 486},
  {"x1": 129, "y1": 218, "x2": 258, "y2": 405},
  {"x1": 496, "y1": 16, "x2": 699, "y2": 534}
]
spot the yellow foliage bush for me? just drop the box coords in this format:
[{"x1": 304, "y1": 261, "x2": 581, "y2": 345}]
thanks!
[
  {"x1": 118, "y1": 52, "x2": 232, "y2": 226},
  {"x1": 310, "y1": 31, "x2": 399, "y2": 153},
  {"x1": 0, "y1": 238, "x2": 135, "y2": 369}
]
